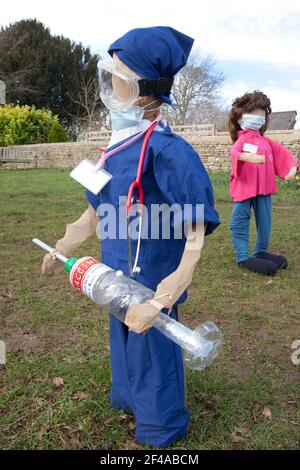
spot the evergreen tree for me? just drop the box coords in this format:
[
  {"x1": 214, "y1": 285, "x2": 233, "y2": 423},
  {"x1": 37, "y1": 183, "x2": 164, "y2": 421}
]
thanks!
[{"x1": 0, "y1": 19, "x2": 102, "y2": 128}]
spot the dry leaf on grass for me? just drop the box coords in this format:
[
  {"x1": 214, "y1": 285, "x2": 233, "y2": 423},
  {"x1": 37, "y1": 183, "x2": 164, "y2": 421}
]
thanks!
[
  {"x1": 52, "y1": 377, "x2": 64, "y2": 388},
  {"x1": 231, "y1": 426, "x2": 249, "y2": 443},
  {"x1": 231, "y1": 434, "x2": 247, "y2": 443},
  {"x1": 234, "y1": 427, "x2": 248, "y2": 434},
  {"x1": 0, "y1": 288, "x2": 13, "y2": 299},
  {"x1": 262, "y1": 406, "x2": 272, "y2": 420},
  {"x1": 59, "y1": 431, "x2": 72, "y2": 450}
]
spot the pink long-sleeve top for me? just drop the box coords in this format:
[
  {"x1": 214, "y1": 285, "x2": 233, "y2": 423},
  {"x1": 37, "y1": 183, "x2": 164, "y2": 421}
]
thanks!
[{"x1": 230, "y1": 129, "x2": 298, "y2": 202}]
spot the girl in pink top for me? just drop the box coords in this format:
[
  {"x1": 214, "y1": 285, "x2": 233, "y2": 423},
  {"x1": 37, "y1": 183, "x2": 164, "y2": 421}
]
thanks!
[{"x1": 228, "y1": 91, "x2": 298, "y2": 275}]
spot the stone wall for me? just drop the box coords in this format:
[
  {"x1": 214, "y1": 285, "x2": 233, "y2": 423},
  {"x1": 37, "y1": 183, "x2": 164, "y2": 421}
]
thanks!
[{"x1": 1, "y1": 131, "x2": 299, "y2": 172}]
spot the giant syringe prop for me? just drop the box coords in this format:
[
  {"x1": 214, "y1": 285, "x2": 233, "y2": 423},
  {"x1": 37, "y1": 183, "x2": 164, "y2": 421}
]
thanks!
[{"x1": 33, "y1": 238, "x2": 223, "y2": 370}]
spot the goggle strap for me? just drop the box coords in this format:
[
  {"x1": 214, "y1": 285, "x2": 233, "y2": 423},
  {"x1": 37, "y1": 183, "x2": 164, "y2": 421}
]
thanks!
[{"x1": 138, "y1": 77, "x2": 174, "y2": 97}]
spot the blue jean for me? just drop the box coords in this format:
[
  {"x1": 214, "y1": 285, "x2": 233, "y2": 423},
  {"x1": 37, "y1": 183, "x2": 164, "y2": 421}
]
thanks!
[{"x1": 230, "y1": 195, "x2": 272, "y2": 263}]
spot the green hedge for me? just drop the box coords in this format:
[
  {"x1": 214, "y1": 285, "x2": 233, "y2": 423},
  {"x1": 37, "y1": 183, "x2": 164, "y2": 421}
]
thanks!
[{"x1": 0, "y1": 104, "x2": 69, "y2": 146}]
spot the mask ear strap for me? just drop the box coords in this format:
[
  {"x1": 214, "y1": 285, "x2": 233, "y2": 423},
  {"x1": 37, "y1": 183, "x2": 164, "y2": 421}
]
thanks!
[
  {"x1": 142, "y1": 99, "x2": 160, "y2": 109},
  {"x1": 141, "y1": 100, "x2": 162, "y2": 114}
]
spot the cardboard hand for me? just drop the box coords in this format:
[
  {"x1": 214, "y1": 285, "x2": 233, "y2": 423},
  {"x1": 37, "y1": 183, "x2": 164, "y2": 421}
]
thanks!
[
  {"x1": 41, "y1": 204, "x2": 98, "y2": 276},
  {"x1": 125, "y1": 301, "x2": 161, "y2": 334},
  {"x1": 42, "y1": 249, "x2": 66, "y2": 276},
  {"x1": 285, "y1": 166, "x2": 297, "y2": 181}
]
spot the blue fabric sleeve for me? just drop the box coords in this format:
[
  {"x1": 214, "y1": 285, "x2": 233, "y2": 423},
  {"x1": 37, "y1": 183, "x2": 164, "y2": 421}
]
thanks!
[{"x1": 153, "y1": 137, "x2": 220, "y2": 235}]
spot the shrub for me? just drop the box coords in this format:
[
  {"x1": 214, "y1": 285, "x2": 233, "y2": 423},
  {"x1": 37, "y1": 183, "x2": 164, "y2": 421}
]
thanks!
[
  {"x1": 48, "y1": 120, "x2": 69, "y2": 143},
  {"x1": 0, "y1": 104, "x2": 69, "y2": 146}
]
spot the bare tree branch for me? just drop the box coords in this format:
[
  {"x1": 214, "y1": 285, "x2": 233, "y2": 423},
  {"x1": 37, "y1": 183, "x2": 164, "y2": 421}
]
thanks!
[{"x1": 163, "y1": 50, "x2": 226, "y2": 126}]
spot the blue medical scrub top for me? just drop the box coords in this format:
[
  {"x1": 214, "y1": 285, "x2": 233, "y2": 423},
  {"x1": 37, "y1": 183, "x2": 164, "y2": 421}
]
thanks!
[{"x1": 86, "y1": 124, "x2": 220, "y2": 302}]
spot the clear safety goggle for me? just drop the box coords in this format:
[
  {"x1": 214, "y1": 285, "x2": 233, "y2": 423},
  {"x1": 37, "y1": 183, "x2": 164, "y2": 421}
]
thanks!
[
  {"x1": 98, "y1": 60, "x2": 174, "y2": 112},
  {"x1": 97, "y1": 60, "x2": 140, "y2": 111}
]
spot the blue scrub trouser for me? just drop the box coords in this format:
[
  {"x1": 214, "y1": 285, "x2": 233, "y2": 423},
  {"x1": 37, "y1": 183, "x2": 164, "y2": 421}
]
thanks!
[
  {"x1": 230, "y1": 195, "x2": 272, "y2": 263},
  {"x1": 109, "y1": 306, "x2": 189, "y2": 448}
]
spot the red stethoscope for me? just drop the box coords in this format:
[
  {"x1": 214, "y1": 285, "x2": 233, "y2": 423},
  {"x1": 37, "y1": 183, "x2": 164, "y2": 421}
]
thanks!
[{"x1": 96, "y1": 115, "x2": 162, "y2": 277}]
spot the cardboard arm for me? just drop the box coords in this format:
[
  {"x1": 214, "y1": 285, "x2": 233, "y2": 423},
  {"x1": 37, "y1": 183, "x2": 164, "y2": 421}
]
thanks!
[
  {"x1": 55, "y1": 204, "x2": 99, "y2": 256},
  {"x1": 125, "y1": 222, "x2": 206, "y2": 333},
  {"x1": 42, "y1": 204, "x2": 98, "y2": 275},
  {"x1": 149, "y1": 222, "x2": 205, "y2": 310},
  {"x1": 239, "y1": 152, "x2": 265, "y2": 163}
]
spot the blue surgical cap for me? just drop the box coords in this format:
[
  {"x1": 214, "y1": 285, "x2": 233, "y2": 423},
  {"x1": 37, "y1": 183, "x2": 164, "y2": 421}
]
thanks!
[{"x1": 108, "y1": 26, "x2": 194, "y2": 104}]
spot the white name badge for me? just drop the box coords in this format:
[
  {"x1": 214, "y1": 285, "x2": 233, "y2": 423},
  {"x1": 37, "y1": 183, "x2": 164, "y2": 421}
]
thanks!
[
  {"x1": 243, "y1": 143, "x2": 258, "y2": 153},
  {"x1": 70, "y1": 159, "x2": 112, "y2": 195}
]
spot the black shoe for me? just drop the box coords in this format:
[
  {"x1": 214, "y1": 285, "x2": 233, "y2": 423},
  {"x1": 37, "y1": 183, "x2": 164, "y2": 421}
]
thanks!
[
  {"x1": 255, "y1": 251, "x2": 288, "y2": 269},
  {"x1": 238, "y1": 257, "x2": 277, "y2": 276}
]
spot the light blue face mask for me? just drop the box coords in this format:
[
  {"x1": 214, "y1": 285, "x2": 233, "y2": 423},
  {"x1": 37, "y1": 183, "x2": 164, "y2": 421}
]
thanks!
[
  {"x1": 110, "y1": 106, "x2": 144, "y2": 130},
  {"x1": 241, "y1": 114, "x2": 266, "y2": 131}
]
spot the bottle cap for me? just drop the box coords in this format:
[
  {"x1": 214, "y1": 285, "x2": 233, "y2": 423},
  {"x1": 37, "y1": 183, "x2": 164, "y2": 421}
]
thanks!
[{"x1": 65, "y1": 257, "x2": 78, "y2": 273}]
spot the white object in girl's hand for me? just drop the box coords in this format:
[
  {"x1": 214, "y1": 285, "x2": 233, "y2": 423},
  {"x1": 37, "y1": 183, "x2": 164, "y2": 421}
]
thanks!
[{"x1": 243, "y1": 143, "x2": 258, "y2": 153}]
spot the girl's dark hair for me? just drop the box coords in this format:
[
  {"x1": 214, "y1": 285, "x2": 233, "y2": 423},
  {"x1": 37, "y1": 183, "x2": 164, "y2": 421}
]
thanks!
[{"x1": 228, "y1": 90, "x2": 272, "y2": 142}]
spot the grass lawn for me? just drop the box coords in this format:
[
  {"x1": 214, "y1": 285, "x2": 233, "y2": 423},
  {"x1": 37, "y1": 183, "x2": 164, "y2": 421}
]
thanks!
[{"x1": 0, "y1": 168, "x2": 299, "y2": 450}]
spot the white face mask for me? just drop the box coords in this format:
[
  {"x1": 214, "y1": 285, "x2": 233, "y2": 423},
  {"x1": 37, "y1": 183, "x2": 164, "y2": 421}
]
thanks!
[
  {"x1": 241, "y1": 114, "x2": 266, "y2": 131},
  {"x1": 110, "y1": 106, "x2": 144, "y2": 130},
  {"x1": 110, "y1": 100, "x2": 161, "y2": 130}
]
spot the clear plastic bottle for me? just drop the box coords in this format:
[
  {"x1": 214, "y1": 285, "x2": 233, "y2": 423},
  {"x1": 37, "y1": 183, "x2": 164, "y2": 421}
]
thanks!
[
  {"x1": 95, "y1": 270, "x2": 154, "y2": 322},
  {"x1": 32, "y1": 239, "x2": 223, "y2": 372},
  {"x1": 69, "y1": 257, "x2": 223, "y2": 371}
]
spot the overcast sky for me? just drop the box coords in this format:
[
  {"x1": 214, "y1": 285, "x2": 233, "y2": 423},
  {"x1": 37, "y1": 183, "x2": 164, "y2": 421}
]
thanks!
[{"x1": 1, "y1": 0, "x2": 300, "y2": 127}]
